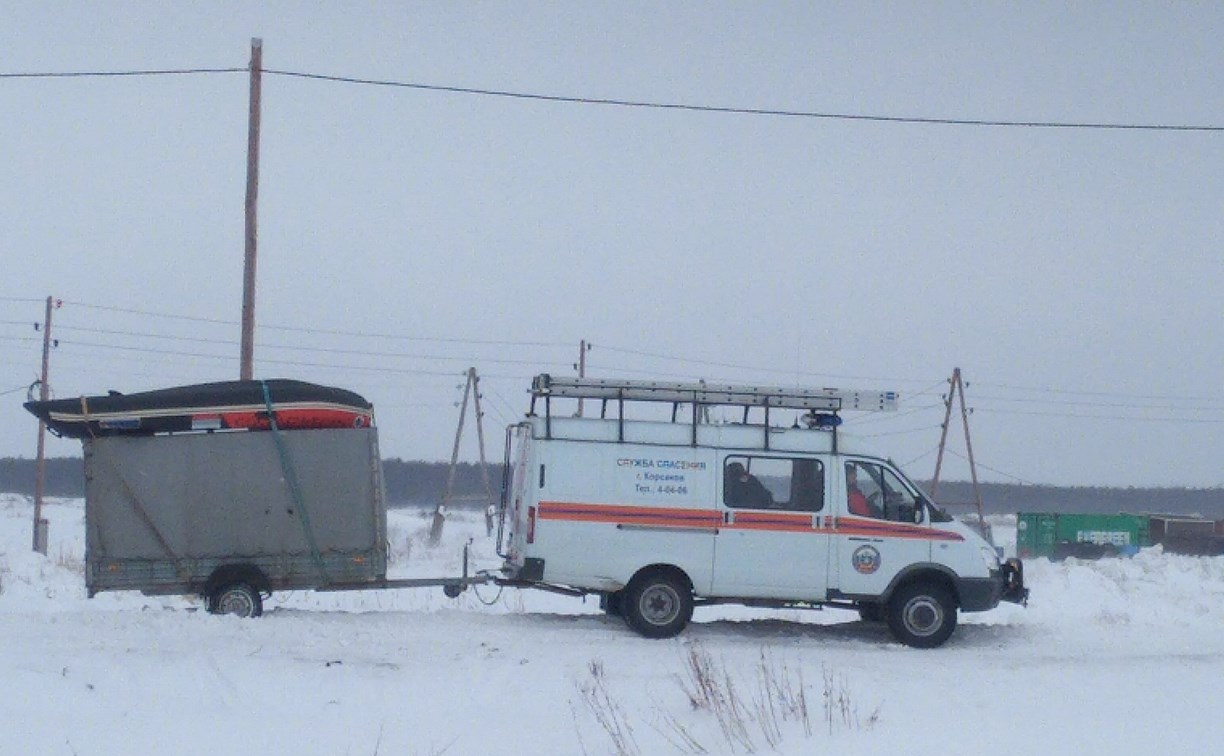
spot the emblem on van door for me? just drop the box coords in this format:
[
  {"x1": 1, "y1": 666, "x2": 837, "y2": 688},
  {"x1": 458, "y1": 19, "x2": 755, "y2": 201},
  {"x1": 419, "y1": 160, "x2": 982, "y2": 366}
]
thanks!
[{"x1": 852, "y1": 545, "x2": 881, "y2": 574}]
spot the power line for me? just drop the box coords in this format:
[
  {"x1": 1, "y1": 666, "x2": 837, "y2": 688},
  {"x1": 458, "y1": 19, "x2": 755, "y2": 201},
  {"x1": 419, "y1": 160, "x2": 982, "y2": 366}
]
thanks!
[
  {"x1": 591, "y1": 345, "x2": 937, "y2": 386},
  {"x1": 56, "y1": 325, "x2": 567, "y2": 367},
  {"x1": 975, "y1": 407, "x2": 1224, "y2": 424},
  {"x1": 61, "y1": 300, "x2": 570, "y2": 349},
  {"x1": 844, "y1": 403, "x2": 945, "y2": 427},
  {"x1": 0, "y1": 384, "x2": 31, "y2": 397},
  {"x1": 972, "y1": 379, "x2": 1224, "y2": 404},
  {"x1": 898, "y1": 446, "x2": 940, "y2": 470},
  {"x1": 258, "y1": 321, "x2": 569, "y2": 349},
  {"x1": 972, "y1": 392, "x2": 1224, "y2": 413},
  {"x1": 0, "y1": 67, "x2": 244, "y2": 79},
  {"x1": 37, "y1": 299, "x2": 1224, "y2": 416},
  {"x1": 263, "y1": 68, "x2": 1224, "y2": 132},
  {"x1": 853, "y1": 424, "x2": 944, "y2": 439},
  {"x1": 64, "y1": 300, "x2": 236, "y2": 326},
  {"x1": 4, "y1": 64, "x2": 1221, "y2": 132},
  {"x1": 941, "y1": 447, "x2": 1036, "y2": 486},
  {"x1": 55, "y1": 338, "x2": 550, "y2": 381}
]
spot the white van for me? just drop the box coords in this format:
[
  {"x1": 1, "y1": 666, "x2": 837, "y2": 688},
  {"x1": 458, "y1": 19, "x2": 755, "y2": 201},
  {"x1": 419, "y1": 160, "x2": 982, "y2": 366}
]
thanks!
[{"x1": 498, "y1": 375, "x2": 1027, "y2": 648}]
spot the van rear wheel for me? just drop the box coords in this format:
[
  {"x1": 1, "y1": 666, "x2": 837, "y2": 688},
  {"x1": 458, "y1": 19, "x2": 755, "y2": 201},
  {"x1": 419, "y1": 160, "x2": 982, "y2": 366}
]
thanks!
[
  {"x1": 886, "y1": 582, "x2": 955, "y2": 648},
  {"x1": 623, "y1": 570, "x2": 692, "y2": 639}
]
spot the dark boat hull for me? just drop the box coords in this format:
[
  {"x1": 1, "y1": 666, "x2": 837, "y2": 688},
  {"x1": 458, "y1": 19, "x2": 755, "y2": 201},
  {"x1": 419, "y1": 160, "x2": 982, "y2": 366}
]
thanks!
[{"x1": 24, "y1": 379, "x2": 374, "y2": 439}]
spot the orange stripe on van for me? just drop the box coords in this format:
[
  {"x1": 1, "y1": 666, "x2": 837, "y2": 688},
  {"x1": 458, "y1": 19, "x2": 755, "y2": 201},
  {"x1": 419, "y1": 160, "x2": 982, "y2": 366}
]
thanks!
[
  {"x1": 537, "y1": 501, "x2": 722, "y2": 528},
  {"x1": 835, "y1": 516, "x2": 965, "y2": 541},
  {"x1": 535, "y1": 501, "x2": 965, "y2": 541},
  {"x1": 727, "y1": 511, "x2": 816, "y2": 533}
]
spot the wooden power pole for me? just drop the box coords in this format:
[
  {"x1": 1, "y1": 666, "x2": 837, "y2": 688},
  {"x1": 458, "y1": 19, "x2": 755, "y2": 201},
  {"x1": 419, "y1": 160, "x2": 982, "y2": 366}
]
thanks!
[
  {"x1": 575, "y1": 339, "x2": 589, "y2": 417},
  {"x1": 931, "y1": 367, "x2": 986, "y2": 536},
  {"x1": 32, "y1": 296, "x2": 59, "y2": 554},
  {"x1": 240, "y1": 37, "x2": 263, "y2": 380},
  {"x1": 430, "y1": 368, "x2": 497, "y2": 544}
]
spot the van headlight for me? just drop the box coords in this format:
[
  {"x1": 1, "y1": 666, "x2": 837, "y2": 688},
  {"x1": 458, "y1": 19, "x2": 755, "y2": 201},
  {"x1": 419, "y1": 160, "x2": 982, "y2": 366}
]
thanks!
[{"x1": 980, "y1": 546, "x2": 1001, "y2": 570}]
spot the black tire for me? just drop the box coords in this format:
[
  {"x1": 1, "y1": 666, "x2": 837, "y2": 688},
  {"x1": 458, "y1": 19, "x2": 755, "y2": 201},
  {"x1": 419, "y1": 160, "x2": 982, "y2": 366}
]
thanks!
[
  {"x1": 208, "y1": 582, "x2": 263, "y2": 618},
  {"x1": 886, "y1": 582, "x2": 956, "y2": 648},
  {"x1": 622, "y1": 570, "x2": 693, "y2": 639},
  {"x1": 858, "y1": 602, "x2": 885, "y2": 622}
]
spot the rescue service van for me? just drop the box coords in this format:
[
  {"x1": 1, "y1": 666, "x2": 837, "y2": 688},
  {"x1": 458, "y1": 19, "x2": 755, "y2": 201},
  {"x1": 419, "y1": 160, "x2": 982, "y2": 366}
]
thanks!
[{"x1": 498, "y1": 375, "x2": 1027, "y2": 648}]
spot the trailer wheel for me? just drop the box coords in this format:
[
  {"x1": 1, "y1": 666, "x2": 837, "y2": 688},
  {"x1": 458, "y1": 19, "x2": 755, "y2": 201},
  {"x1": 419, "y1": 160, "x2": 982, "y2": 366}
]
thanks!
[
  {"x1": 886, "y1": 582, "x2": 956, "y2": 648},
  {"x1": 623, "y1": 570, "x2": 693, "y2": 639},
  {"x1": 208, "y1": 582, "x2": 263, "y2": 618}
]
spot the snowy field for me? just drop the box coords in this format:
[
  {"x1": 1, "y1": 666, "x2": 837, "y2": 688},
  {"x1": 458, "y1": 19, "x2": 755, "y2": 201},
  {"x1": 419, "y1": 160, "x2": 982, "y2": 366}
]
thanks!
[{"x1": 3, "y1": 494, "x2": 1224, "y2": 755}]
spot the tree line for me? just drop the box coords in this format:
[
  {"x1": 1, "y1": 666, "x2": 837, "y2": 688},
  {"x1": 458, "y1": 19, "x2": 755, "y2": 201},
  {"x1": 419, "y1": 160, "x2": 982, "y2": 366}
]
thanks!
[{"x1": 3, "y1": 457, "x2": 1222, "y2": 516}]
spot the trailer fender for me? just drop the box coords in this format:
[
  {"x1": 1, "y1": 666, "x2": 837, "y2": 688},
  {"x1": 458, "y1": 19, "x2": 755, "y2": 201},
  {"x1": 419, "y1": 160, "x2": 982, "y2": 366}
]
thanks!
[{"x1": 204, "y1": 564, "x2": 271, "y2": 599}]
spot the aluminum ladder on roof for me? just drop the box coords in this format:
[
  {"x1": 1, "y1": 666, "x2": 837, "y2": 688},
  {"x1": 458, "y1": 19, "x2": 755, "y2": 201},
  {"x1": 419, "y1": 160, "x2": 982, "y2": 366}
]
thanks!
[{"x1": 528, "y1": 374, "x2": 898, "y2": 449}]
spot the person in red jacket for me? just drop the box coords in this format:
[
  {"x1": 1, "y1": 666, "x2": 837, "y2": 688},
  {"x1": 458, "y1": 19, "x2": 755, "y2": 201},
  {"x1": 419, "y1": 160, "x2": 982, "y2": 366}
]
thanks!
[{"x1": 846, "y1": 464, "x2": 878, "y2": 517}]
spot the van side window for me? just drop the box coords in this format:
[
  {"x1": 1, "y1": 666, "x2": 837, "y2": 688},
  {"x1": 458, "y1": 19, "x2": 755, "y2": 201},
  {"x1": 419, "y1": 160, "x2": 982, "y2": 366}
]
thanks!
[
  {"x1": 846, "y1": 462, "x2": 918, "y2": 522},
  {"x1": 723, "y1": 456, "x2": 824, "y2": 512}
]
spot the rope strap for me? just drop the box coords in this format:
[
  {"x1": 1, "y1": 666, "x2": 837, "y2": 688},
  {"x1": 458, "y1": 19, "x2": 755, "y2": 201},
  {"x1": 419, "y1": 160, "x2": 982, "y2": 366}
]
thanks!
[{"x1": 261, "y1": 380, "x2": 329, "y2": 584}]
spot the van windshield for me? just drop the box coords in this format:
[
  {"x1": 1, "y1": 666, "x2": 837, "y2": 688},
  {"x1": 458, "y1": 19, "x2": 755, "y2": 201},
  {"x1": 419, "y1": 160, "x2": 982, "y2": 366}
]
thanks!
[
  {"x1": 887, "y1": 463, "x2": 954, "y2": 523},
  {"x1": 924, "y1": 498, "x2": 955, "y2": 523}
]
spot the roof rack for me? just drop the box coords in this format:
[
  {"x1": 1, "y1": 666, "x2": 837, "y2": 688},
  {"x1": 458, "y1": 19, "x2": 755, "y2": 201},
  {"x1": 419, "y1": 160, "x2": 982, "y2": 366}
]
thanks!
[
  {"x1": 530, "y1": 374, "x2": 898, "y2": 412},
  {"x1": 528, "y1": 374, "x2": 898, "y2": 450}
]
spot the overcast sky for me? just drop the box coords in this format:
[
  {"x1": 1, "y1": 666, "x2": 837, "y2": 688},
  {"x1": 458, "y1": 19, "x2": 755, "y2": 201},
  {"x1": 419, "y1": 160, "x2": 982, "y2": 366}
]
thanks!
[{"x1": 2, "y1": 3, "x2": 1221, "y2": 488}]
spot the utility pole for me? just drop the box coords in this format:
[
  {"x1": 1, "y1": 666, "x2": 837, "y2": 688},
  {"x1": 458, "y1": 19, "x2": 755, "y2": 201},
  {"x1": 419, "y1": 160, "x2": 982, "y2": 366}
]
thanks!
[
  {"x1": 240, "y1": 37, "x2": 263, "y2": 380},
  {"x1": 430, "y1": 368, "x2": 497, "y2": 544},
  {"x1": 931, "y1": 367, "x2": 986, "y2": 536},
  {"x1": 574, "y1": 339, "x2": 590, "y2": 416},
  {"x1": 32, "y1": 296, "x2": 59, "y2": 554}
]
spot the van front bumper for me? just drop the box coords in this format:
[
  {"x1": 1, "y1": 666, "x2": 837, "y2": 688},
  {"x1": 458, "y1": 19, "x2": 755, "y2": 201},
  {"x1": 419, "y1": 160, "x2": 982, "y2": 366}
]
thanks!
[
  {"x1": 957, "y1": 558, "x2": 1029, "y2": 611},
  {"x1": 1000, "y1": 558, "x2": 1029, "y2": 605}
]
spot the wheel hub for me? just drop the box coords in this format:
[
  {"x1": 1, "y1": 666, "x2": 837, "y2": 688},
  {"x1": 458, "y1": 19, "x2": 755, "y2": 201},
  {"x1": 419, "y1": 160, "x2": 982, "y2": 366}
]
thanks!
[
  {"x1": 903, "y1": 596, "x2": 942, "y2": 636},
  {"x1": 218, "y1": 590, "x2": 254, "y2": 617},
  {"x1": 640, "y1": 585, "x2": 679, "y2": 625}
]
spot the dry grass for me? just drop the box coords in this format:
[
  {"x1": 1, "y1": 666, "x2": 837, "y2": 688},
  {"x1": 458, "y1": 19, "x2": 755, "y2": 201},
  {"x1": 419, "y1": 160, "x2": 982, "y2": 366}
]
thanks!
[
  {"x1": 576, "y1": 660, "x2": 640, "y2": 756},
  {"x1": 578, "y1": 643, "x2": 880, "y2": 754}
]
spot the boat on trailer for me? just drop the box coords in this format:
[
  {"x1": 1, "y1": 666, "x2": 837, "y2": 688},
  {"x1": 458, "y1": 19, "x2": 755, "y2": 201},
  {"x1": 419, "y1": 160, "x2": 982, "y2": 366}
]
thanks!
[{"x1": 23, "y1": 379, "x2": 374, "y2": 439}]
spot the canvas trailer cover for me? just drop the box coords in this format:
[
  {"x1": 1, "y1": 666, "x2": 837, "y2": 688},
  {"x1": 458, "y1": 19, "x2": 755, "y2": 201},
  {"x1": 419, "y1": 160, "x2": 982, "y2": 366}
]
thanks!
[{"x1": 84, "y1": 427, "x2": 391, "y2": 597}]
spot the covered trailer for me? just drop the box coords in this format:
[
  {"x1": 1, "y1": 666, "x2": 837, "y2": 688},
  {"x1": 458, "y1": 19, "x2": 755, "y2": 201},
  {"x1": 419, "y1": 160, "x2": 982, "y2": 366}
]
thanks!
[{"x1": 84, "y1": 426, "x2": 388, "y2": 615}]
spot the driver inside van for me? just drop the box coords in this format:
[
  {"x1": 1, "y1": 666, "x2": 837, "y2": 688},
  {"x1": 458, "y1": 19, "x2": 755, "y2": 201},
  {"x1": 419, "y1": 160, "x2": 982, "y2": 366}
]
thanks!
[{"x1": 846, "y1": 463, "x2": 882, "y2": 518}]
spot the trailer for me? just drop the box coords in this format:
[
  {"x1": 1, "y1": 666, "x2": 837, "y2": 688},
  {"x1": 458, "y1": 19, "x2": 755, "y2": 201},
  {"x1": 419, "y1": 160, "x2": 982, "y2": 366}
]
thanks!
[{"x1": 77, "y1": 390, "x2": 486, "y2": 617}]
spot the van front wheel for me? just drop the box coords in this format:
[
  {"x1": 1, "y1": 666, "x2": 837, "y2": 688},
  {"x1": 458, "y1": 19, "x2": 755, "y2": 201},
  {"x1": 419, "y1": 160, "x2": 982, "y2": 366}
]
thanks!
[
  {"x1": 886, "y1": 582, "x2": 956, "y2": 648},
  {"x1": 623, "y1": 570, "x2": 693, "y2": 639}
]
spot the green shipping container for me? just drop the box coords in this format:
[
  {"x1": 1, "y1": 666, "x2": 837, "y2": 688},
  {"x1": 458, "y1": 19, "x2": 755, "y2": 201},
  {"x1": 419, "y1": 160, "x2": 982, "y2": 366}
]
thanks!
[{"x1": 1016, "y1": 512, "x2": 1150, "y2": 560}]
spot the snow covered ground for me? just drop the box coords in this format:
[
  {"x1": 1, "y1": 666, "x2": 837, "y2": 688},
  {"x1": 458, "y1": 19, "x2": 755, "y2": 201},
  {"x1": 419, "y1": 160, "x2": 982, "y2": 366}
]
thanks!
[{"x1": 3, "y1": 493, "x2": 1223, "y2": 755}]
